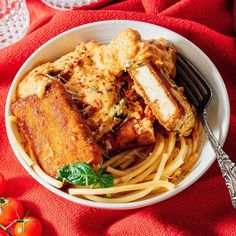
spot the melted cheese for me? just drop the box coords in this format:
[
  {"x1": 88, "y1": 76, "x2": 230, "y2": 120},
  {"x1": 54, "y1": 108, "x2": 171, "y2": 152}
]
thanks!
[{"x1": 16, "y1": 29, "x2": 176, "y2": 139}]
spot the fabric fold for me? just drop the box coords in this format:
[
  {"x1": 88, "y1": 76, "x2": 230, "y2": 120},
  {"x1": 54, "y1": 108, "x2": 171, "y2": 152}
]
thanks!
[{"x1": 0, "y1": 1, "x2": 236, "y2": 235}]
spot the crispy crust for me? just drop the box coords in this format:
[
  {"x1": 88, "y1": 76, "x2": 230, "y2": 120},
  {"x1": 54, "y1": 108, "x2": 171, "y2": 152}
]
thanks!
[
  {"x1": 129, "y1": 63, "x2": 195, "y2": 136},
  {"x1": 98, "y1": 118, "x2": 155, "y2": 155},
  {"x1": 11, "y1": 81, "x2": 102, "y2": 178}
]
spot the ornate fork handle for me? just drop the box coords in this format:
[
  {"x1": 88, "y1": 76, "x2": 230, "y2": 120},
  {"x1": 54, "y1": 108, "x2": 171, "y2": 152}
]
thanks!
[{"x1": 201, "y1": 110, "x2": 236, "y2": 208}]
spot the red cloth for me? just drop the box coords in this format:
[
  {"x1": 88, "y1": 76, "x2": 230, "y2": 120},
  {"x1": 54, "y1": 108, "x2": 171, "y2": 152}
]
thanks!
[{"x1": 1, "y1": 0, "x2": 236, "y2": 235}]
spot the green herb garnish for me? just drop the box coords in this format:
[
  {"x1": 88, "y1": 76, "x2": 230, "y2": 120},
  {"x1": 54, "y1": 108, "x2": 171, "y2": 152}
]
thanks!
[
  {"x1": 112, "y1": 112, "x2": 127, "y2": 120},
  {"x1": 124, "y1": 61, "x2": 133, "y2": 69},
  {"x1": 96, "y1": 166, "x2": 114, "y2": 188},
  {"x1": 166, "y1": 42, "x2": 172, "y2": 52},
  {"x1": 86, "y1": 86, "x2": 97, "y2": 93},
  {"x1": 57, "y1": 162, "x2": 114, "y2": 188}
]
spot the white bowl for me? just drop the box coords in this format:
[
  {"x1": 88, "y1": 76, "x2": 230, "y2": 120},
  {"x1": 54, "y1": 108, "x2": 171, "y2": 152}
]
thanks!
[{"x1": 5, "y1": 20, "x2": 230, "y2": 210}]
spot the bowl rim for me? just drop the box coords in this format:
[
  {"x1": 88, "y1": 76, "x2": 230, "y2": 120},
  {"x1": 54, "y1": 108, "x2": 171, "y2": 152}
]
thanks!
[{"x1": 5, "y1": 20, "x2": 230, "y2": 210}]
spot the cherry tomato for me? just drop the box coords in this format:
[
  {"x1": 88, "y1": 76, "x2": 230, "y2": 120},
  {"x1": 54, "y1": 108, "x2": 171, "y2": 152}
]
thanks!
[
  {"x1": 0, "y1": 174, "x2": 6, "y2": 195},
  {"x1": 14, "y1": 216, "x2": 42, "y2": 236},
  {"x1": 0, "y1": 197, "x2": 24, "y2": 226}
]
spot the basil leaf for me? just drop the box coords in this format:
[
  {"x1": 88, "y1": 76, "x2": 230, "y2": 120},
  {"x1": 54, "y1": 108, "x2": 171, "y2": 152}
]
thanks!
[
  {"x1": 96, "y1": 166, "x2": 114, "y2": 188},
  {"x1": 97, "y1": 166, "x2": 104, "y2": 178},
  {"x1": 98, "y1": 173, "x2": 114, "y2": 188},
  {"x1": 57, "y1": 163, "x2": 114, "y2": 188},
  {"x1": 57, "y1": 162, "x2": 97, "y2": 186}
]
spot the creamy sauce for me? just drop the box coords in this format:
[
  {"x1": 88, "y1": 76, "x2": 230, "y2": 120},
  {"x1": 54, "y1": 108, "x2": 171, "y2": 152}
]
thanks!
[
  {"x1": 18, "y1": 63, "x2": 53, "y2": 99},
  {"x1": 133, "y1": 118, "x2": 153, "y2": 135},
  {"x1": 17, "y1": 29, "x2": 176, "y2": 139}
]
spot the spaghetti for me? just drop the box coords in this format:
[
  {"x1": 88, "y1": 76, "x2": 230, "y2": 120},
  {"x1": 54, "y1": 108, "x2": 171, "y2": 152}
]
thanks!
[
  {"x1": 8, "y1": 29, "x2": 202, "y2": 204},
  {"x1": 8, "y1": 116, "x2": 201, "y2": 203}
]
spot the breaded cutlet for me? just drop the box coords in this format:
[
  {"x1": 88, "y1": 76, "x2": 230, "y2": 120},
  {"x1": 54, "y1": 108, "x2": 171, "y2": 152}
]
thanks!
[
  {"x1": 98, "y1": 118, "x2": 155, "y2": 155},
  {"x1": 129, "y1": 63, "x2": 195, "y2": 136},
  {"x1": 11, "y1": 81, "x2": 102, "y2": 178}
]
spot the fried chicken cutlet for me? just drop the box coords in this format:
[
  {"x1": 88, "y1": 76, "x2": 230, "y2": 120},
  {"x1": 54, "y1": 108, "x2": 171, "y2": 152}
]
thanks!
[
  {"x1": 129, "y1": 63, "x2": 195, "y2": 136},
  {"x1": 98, "y1": 117, "x2": 155, "y2": 155},
  {"x1": 11, "y1": 81, "x2": 102, "y2": 178}
]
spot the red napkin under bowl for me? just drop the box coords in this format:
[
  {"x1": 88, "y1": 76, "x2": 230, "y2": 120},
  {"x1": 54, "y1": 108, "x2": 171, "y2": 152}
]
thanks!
[{"x1": 0, "y1": 0, "x2": 236, "y2": 235}]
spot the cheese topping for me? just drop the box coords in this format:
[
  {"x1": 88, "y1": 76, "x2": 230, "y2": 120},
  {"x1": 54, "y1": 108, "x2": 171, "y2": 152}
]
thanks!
[{"x1": 16, "y1": 29, "x2": 176, "y2": 139}]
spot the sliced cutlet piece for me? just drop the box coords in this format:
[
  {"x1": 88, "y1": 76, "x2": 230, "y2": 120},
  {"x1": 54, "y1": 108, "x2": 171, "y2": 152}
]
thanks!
[
  {"x1": 129, "y1": 64, "x2": 195, "y2": 136},
  {"x1": 98, "y1": 118, "x2": 155, "y2": 155},
  {"x1": 11, "y1": 81, "x2": 102, "y2": 178}
]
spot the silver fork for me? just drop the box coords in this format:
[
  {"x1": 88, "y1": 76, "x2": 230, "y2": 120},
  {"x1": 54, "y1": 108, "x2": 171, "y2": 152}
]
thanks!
[{"x1": 176, "y1": 53, "x2": 236, "y2": 209}]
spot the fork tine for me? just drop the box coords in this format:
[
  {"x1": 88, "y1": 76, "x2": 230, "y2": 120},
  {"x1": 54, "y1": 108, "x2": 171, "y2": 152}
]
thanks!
[
  {"x1": 176, "y1": 54, "x2": 236, "y2": 210},
  {"x1": 176, "y1": 64, "x2": 204, "y2": 103},
  {"x1": 176, "y1": 53, "x2": 214, "y2": 111},
  {"x1": 177, "y1": 55, "x2": 207, "y2": 99},
  {"x1": 177, "y1": 54, "x2": 212, "y2": 98},
  {"x1": 175, "y1": 69, "x2": 199, "y2": 107}
]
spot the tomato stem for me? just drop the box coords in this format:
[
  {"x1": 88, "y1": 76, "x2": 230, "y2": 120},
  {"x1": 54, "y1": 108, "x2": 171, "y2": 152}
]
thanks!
[
  {"x1": 0, "y1": 224, "x2": 13, "y2": 236},
  {"x1": 15, "y1": 214, "x2": 35, "y2": 234},
  {"x1": 5, "y1": 219, "x2": 17, "y2": 229},
  {"x1": 0, "y1": 197, "x2": 9, "y2": 215},
  {"x1": 0, "y1": 198, "x2": 9, "y2": 204}
]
